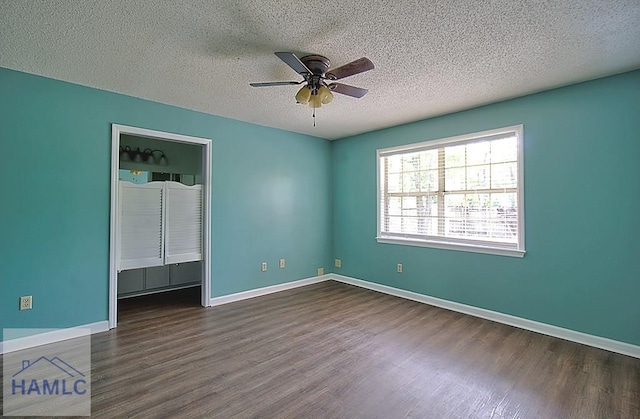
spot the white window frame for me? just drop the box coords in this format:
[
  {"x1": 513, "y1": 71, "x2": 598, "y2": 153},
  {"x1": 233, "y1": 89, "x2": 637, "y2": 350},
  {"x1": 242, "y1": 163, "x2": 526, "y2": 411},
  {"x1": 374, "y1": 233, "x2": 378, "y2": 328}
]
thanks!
[{"x1": 376, "y1": 125, "x2": 525, "y2": 258}]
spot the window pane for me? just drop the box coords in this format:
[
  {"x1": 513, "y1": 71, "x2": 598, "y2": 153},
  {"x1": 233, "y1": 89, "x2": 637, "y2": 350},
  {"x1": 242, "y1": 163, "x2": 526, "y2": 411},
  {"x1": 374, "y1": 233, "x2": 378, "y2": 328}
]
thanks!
[
  {"x1": 420, "y1": 150, "x2": 438, "y2": 170},
  {"x1": 444, "y1": 194, "x2": 464, "y2": 217},
  {"x1": 415, "y1": 195, "x2": 438, "y2": 216},
  {"x1": 444, "y1": 218, "x2": 465, "y2": 237},
  {"x1": 467, "y1": 165, "x2": 490, "y2": 190},
  {"x1": 445, "y1": 144, "x2": 465, "y2": 168},
  {"x1": 491, "y1": 162, "x2": 517, "y2": 188},
  {"x1": 402, "y1": 172, "x2": 419, "y2": 192},
  {"x1": 387, "y1": 173, "x2": 401, "y2": 192},
  {"x1": 402, "y1": 153, "x2": 420, "y2": 171},
  {"x1": 401, "y1": 217, "x2": 418, "y2": 234},
  {"x1": 386, "y1": 155, "x2": 402, "y2": 173},
  {"x1": 419, "y1": 170, "x2": 439, "y2": 192},
  {"x1": 445, "y1": 167, "x2": 465, "y2": 191},
  {"x1": 466, "y1": 194, "x2": 491, "y2": 237},
  {"x1": 388, "y1": 215, "x2": 402, "y2": 233},
  {"x1": 417, "y1": 217, "x2": 438, "y2": 235},
  {"x1": 466, "y1": 193, "x2": 490, "y2": 217},
  {"x1": 489, "y1": 193, "x2": 517, "y2": 239},
  {"x1": 491, "y1": 137, "x2": 517, "y2": 163},
  {"x1": 443, "y1": 193, "x2": 516, "y2": 240},
  {"x1": 388, "y1": 197, "x2": 402, "y2": 216},
  {"x1": 490, "y1": 193, "x2": 517, "y2": 219},
  {"x1": 467, "y1": 141, "x2": 490, "y2": 165},
  {"x1": 402, "y1": 196, "x2": 417, "y2": 216}
]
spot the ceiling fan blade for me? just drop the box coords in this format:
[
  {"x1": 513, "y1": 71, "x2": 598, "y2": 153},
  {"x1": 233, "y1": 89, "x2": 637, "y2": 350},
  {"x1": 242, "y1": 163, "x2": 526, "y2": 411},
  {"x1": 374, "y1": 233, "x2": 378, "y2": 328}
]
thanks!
[
  {"x1": 250, "y1": 81, "x2": 302, "y2": 87},
  {"x1": 326, "y1": 57, "x2": 374, "y2": 80},
  {"x1": 274, "y1": 52, "x2": 312, "y2": 76},
  {"x1": 328, "y1": 83, "x2": 368, "y2": 98}
]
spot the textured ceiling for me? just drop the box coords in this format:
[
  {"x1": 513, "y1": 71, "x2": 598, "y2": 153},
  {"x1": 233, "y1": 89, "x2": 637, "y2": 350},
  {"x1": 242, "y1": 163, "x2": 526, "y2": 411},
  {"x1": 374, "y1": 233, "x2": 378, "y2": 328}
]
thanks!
[{"x1": 1, "y1": 0, "x2": 639, "y2": 140}]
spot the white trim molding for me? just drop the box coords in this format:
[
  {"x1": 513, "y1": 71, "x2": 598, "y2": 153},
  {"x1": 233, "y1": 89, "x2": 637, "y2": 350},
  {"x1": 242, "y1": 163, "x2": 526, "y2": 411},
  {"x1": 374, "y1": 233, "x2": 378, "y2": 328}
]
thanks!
[
  {"x1": 376, "y1": 236, "x2": 526, "y2": 258},
  {"x1": 209, "y1": 275, "x2": 330, "y2": 307},
  {"x1": 329, "y1": 274, "x2": 640, "y2": 359},
  {"x1": 0, "y1": 321, "x2": 109, "y2": 355}
]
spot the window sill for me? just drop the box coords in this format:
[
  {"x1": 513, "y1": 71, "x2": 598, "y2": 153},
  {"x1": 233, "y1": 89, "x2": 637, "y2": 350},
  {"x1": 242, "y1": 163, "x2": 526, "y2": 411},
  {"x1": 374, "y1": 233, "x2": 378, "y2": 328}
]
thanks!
[{"x1": 376, "y1": 236, "x2": 526, "y2": 258}]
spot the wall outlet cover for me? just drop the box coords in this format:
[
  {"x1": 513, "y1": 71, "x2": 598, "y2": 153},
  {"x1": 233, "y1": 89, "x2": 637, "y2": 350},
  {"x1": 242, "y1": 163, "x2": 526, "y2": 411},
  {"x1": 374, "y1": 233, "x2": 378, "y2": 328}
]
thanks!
[{"x1": 20, "y1": 295, "x2": 33, "y2": 310}]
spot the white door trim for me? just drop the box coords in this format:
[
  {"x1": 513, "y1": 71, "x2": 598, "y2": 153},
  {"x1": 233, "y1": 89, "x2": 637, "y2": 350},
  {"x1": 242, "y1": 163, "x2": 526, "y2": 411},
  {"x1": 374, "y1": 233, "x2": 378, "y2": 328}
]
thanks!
[{"x1": 109, "y1": 124, "x2": 213, "y2": 329}]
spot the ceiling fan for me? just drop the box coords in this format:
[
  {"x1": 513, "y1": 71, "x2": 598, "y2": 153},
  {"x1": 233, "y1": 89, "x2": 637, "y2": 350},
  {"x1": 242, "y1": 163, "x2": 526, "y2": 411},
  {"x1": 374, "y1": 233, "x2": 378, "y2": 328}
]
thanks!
[{"x1": 250, "y1": 52, "x2": 374, "y2": 109}]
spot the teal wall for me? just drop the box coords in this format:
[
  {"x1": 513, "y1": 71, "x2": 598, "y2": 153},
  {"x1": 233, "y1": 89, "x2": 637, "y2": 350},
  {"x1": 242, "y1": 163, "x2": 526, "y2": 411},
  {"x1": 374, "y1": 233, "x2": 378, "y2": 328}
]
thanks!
[
  {"x1": 332, "y1": 70, "x2": 640, "y2": 346},
  {"x1": 0, "y1": 67, "x2": 333, "y2": 336}
]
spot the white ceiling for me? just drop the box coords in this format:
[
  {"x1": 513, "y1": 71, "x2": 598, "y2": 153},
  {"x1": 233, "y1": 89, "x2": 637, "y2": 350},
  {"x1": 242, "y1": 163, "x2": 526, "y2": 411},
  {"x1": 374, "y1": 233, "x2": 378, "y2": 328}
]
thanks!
[{"x1": 1, "y1": 0, "x2": 639, "y2": 140}]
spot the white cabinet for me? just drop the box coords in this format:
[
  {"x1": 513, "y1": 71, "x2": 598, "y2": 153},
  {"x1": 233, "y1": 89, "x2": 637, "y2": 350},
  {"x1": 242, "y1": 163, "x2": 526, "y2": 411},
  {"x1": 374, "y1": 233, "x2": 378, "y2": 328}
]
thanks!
[
  {"x1": 117, "y1": 262, "x2": 201, "y2": 297},
  {"x1": 171, "y1": 262, "x2": 202, "y2": 285},
  {"x1": 117, "y1": 269, "x2": 144, "y2": 294},
  {"x1": 118, "y1": 181, "x2": 202, "y2": 271},
  {"x1": 145, "y1": 265, "x2": 171, "y2": 289}
]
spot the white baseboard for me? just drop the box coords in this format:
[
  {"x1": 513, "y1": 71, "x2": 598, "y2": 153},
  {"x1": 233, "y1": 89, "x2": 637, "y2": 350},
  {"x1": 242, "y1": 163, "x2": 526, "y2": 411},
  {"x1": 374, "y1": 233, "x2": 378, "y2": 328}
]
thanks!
[
  {"x1": 0, "y1": 321, "x2": 109, "y2": 355},
  {"x1": 209, "y1": 275, "x2": 331, "y2": 307},
  {"x1": 330, "y1": 274, "x2": 640, "y2": 359}
]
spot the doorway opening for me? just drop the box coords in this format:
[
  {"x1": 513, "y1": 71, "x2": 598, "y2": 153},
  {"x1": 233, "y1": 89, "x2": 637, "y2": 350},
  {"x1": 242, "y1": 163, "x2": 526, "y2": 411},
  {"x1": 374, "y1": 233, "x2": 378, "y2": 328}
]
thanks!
[{"x1": 109, "y1": 124, "x2": 212, "y2": 328}]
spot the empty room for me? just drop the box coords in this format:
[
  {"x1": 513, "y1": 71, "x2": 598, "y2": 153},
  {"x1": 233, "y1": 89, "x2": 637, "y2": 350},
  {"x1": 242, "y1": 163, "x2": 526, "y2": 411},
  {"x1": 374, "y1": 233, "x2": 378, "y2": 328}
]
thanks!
[{"x1": 1, "y1": 1, "x2": 639, "y2": 417}]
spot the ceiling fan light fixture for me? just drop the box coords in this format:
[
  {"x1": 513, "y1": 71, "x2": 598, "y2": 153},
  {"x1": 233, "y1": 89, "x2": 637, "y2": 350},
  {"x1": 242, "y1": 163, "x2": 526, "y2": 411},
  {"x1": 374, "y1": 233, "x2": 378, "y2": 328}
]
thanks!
[
  {"x1": 308, "y1": 93, "x2": 323, "y2": 108},
  {"x1": 119, "y1": 146, "x2": 132, "y2": 162},
  {"x1": 295, "y1": 86, "x2": 311, "y2": 104},
  {"x1": 318, "y1": 85, "x2": 333, "y2": 104},
  {"x1": 133, "y1": 148, "x2": 144, "y2": 163}
]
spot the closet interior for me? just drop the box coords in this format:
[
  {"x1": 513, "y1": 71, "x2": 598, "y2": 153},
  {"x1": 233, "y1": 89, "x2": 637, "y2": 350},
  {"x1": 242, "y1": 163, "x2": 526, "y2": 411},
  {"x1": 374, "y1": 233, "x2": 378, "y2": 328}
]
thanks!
[{"x1": 117, "y1": 134, "x2": 204, "y2": 299}]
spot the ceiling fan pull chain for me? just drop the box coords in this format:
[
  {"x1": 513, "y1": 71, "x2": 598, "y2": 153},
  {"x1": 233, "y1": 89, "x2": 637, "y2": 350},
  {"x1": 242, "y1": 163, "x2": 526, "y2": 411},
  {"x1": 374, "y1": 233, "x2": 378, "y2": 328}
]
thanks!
[{"x1": 313, "y1": 108, "x2": 316, "y2": 127}]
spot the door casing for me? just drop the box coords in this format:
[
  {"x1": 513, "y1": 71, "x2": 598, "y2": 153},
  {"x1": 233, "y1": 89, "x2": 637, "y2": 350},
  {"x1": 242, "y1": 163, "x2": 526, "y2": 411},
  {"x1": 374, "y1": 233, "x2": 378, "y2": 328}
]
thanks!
[{"x1": 109, "y1": 124, "x2": 212, "y2": 328}]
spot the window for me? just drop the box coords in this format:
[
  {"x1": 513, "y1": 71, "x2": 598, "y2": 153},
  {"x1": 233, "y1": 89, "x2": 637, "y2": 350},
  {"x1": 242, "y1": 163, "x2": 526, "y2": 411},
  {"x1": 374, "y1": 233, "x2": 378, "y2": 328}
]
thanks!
[{"x1": 377, "y1": 125, "x2": 525, "y2": 257}]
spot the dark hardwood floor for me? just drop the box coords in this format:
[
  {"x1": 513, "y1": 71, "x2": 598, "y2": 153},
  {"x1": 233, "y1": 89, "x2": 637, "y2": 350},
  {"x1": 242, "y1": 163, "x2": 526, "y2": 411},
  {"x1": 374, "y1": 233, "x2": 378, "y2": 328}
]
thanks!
[{"x1": 3, "y1": 281, "x2": 640, "y2": 418}]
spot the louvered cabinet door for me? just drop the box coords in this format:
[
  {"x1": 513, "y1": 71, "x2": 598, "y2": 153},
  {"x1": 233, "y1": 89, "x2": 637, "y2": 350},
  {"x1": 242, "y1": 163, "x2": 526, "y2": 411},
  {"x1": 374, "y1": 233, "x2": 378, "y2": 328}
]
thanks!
[
  {"x1": 165, "y1": 182, "x2": 203, "y2": 264},
  {"x1": 119, "y1": 181, "x2": 165, "y2": 270}
]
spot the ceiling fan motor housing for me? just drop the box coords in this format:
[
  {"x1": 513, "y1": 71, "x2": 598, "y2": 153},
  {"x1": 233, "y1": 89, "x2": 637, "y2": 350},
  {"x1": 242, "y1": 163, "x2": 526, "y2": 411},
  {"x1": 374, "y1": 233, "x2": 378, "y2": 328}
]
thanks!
[{"x1": 300, "y1": 55, "x2": 331, "y2": 76}]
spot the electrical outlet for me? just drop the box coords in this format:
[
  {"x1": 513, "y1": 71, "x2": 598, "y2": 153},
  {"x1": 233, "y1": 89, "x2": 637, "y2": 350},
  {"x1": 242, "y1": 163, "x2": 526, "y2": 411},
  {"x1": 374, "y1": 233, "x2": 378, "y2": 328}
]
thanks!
[
  {"x1": 397, "y1": 263, "x2": 403, "y2": 273},
  {"x1": 279, "y1": 258, "x2": 286, "y2": 269},
  {"x1": 317, "y1": 267, "x2": 324, "y2": 276},
  {"x1": 334, "y1": 259, "x2": 342, "y2": 268},
  {"x1": 20, "y1": 296, "x2": 32, "y2": 310},
  {"x1": 261, "y1": 262, "x2": 267, "y2": 272}
]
